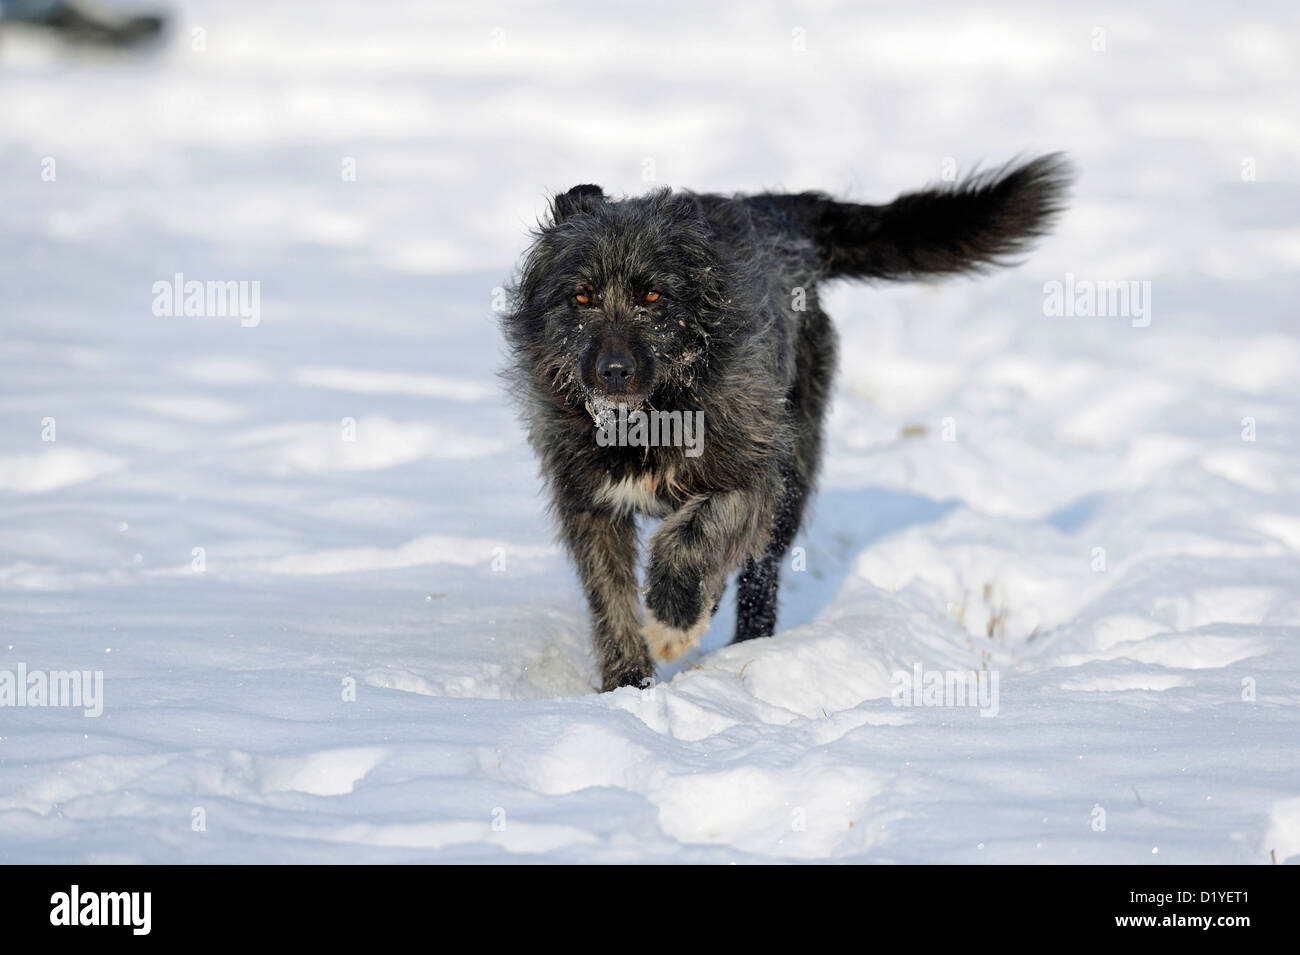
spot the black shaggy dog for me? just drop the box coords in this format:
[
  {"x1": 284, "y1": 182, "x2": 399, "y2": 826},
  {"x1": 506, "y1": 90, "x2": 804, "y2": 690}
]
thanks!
[{"x1": 502, "y1": 155, "x2": 1071, "y2": 691}]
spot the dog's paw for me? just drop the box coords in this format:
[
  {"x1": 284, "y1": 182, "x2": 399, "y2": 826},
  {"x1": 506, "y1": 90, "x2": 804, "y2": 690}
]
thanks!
[
  {"x1": 643, "y1": 606, "x2": 711, "y2": 662},
  {"x1": 601, "y1": 662, "x2": 655, "y2": 693},
  {"x1": 598, "y1": 638, "x2": 656, "y2": 693}
]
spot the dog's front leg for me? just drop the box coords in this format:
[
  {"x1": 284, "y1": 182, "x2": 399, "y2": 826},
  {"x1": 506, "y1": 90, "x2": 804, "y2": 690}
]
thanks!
[
  {"x1": 559, "y1": 506, "x2": 654, "y2": 691},
  {"x1": 644, "y1": 487, "x2": 772, "y2": 662}
]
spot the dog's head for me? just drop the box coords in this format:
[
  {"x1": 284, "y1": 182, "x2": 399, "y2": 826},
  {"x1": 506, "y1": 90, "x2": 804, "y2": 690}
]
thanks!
[{"x1": 504, "y1": 185, "x2": 725, "y2": 422}]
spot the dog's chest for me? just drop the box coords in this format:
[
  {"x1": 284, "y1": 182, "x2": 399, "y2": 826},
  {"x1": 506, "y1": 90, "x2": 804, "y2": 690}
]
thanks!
[{"x1": 594, "y1": 473, "x2": 675, "y2": 518}]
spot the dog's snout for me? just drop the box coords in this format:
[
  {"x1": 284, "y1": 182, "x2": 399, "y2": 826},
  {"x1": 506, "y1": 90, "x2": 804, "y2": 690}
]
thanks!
[{"x1": 596, "y1": 349, "x2": 636, "y2": 390}]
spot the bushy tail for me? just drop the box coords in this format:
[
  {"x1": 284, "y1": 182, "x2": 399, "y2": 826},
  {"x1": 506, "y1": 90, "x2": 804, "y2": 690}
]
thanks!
[{"x1": 749, "y1": 153, "x2": 1072, "y2": 281}]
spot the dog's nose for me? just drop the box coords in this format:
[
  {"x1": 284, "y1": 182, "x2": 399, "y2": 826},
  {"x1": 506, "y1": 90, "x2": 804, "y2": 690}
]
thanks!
[{"x1": 596, "y1": 349, "x2": 636, "y2": 390}]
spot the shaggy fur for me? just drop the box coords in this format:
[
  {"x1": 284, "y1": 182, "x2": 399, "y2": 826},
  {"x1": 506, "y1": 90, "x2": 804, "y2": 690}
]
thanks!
[{"x1": 501, "y1": 155, "x2": 1071, "y2": 691}]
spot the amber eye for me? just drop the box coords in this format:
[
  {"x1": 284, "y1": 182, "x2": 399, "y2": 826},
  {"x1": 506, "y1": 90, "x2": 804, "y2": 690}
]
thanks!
[
  {"x1": 644, "y1": 291, "x2": 660, "y2": 303},
  {"x1": 575, "y1": 293, "x2": 589, "y2": 305}
]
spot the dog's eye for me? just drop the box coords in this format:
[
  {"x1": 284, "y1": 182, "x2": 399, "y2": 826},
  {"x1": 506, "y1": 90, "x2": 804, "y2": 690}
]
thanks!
[
  {"x1": 575, "y1": 293, "x2": 590, "y2": 305},
  {"x1": 644, "y1": 291, "x2": 660, "y2": 303}
]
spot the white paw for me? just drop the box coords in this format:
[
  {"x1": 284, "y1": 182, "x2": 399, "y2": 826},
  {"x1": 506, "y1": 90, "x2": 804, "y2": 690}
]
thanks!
[{"x1": 643, "y1": 607, "x2": 711, "y2": 662}]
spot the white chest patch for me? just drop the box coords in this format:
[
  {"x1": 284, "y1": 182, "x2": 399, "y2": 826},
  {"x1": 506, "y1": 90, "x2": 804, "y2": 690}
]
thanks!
[{"x1": 595, "y1": 474, "x2": 672, "y2": 517}]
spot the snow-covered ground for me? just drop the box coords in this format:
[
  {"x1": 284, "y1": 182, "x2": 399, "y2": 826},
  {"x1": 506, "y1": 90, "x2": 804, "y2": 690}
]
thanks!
[{"x1": 1, "y1": 0, "x2": 1298, "y2": 863}]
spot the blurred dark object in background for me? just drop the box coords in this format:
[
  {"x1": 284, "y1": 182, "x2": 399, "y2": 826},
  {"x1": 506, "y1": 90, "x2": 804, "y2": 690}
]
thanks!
[{"x1": 0, "y1": 0, "x2": 165, "y2": 47}]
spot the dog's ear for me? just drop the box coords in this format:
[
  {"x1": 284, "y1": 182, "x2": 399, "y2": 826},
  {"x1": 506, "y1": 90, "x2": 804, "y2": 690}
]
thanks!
[
  {"x1": 550, "y1": 184, "x2": 606, "y2": 224},
  {"x1": 662, "y1": 191, "x2": 703, "y2": 224}
]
